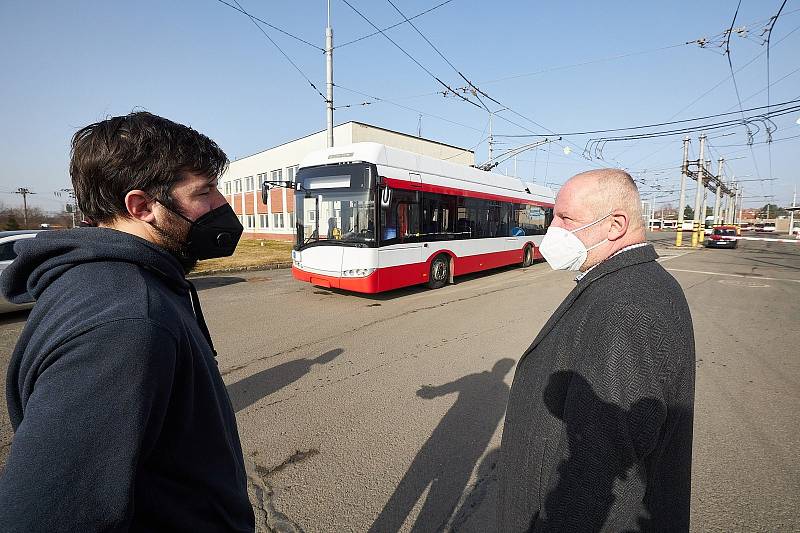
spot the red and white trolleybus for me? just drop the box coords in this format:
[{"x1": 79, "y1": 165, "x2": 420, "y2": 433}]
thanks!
[{"x1": 274, "y1": 142, "x2": 555, "y2": 293}]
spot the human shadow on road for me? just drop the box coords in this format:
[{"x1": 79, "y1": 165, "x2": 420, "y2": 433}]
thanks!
[
  {"x1": 192, "y1": 276, "x2": 246, "y2": 291},
  {"x1": 537, "y1": 371, "x2": 667, "y2": 531},
  {"x1": 368, "y1": 359, "x2": 515, "y2": 533},
  {"x1": 448, "y1": 448, "x2": 501, "y2": 532},
  {"x1": 227, "y1": 348, "x2": 343, "y2": 412}
]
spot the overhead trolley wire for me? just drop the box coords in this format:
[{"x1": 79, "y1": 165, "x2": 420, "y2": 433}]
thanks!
[
  {"x1": 214, "y1": 0, "x2": 323, "y2": 51},
  {"x1": 339, "y1": 0, "x2": 484, "y2": 110},
  {"x1": 336, "y1": 0, "x2": 455, "y2": 49},
  {"x1": 225, "y1": 0, "x2": 328, "y2": 101}
]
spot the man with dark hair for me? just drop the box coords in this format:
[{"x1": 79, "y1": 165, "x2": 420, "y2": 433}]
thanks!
[
  {"x1": 498, "y1": 169, "x2": 695, "y2": 532},
  {"x1": 0, "y1": 112, "x2": 253, "y2": 531}
]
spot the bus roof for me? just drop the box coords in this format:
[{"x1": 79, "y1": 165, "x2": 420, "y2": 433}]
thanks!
[{"x1": 299, "y1": 142, "x2": 555, "y2": 205}]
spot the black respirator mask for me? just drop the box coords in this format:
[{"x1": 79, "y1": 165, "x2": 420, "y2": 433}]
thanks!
[{"x1": 161, "y1": 202, "x2": 244, "y2": 260}]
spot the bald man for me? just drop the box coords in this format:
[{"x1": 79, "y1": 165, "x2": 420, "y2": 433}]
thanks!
[{"x1": 498, "y1": 169, "x2": 695, "y2": 532}]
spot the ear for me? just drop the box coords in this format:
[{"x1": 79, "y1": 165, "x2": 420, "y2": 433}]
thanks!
[
  {"x1": 607, "y1": 210, "x2": 629, "y2": 241},
  {"x1": 124, "y1": 190, "x2": 156, "y2": 223}
]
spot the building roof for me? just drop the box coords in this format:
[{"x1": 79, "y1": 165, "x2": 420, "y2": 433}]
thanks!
[{"x1": 232, "y1": 121, "x2": 472, "y2": 161}]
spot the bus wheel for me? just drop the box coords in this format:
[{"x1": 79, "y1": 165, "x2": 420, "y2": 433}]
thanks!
[
  {"x1": 522, "y1": 245, "x2": 533, "y2": 267},
  {"x1": 428, "y1": 254, "x2": 450, "y2": 289}
]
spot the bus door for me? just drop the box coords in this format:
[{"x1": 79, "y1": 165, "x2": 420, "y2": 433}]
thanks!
[{"x1": 379, "y1": 187, "x2": 423, "y2": 279}]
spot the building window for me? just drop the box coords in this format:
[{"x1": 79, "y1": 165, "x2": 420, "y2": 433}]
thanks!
[
  {"x1": 259, "y1": 214, "x2": 269, "y2": 228},
  {"x1": 234, "y1": 179, "x2": 242, "y2": 193},
  {"x1": 270, "y1": 169, "x2": 282, "y2": 183},
  {"x1": 274, "y1": 213, "x2": 284, "y2": 228},
  {"x1": 286, "y1": 165, "x2": 298, "y2": 182},
  {"x1": 258, "y1": 172, "x2": 268, "y2": 187},
  {"x1": 246, "y1": 215, "x2": 255, "y2": 229},
  {"x1": 307, "y1": 210, "x2": 316, "y2": 222},
  {"x1": 224, "y1": 181, "x2": 231, "y2": 195},
  {"x1": 289, "y1": 213, "x2": 295, "y2": 229},
  {"x1": 245, "y1": 176, "x2": 254, "y2": 191}
]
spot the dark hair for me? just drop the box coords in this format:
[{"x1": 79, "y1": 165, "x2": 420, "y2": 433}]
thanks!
[{"x1": 70, "y1": 111, "x2": 228, "y2": 223}]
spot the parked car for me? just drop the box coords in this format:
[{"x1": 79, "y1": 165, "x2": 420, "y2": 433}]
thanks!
[
  {"x1": 0, "y1": 230, "x2": 43, "y2": 313},
  {"x1": 739, "y1": 222, "x2": 754, "y2": 232},
  {"x1": 762, "y1": 223, "x2": 777, "y2": 233},
  {"x1": 705, "y1": 226, "x2": 738, "y2": 249}
]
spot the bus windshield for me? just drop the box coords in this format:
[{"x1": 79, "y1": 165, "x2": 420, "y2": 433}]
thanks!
[{"x1": 295, "y1": 162, "x2": 377, "y2": 249}]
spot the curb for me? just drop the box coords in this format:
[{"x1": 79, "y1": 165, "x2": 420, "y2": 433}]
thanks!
[{"x1": 188, "y1": 261, "x2": 292, "y2": 278}]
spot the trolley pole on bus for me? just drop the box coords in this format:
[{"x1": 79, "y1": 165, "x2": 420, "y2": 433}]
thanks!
[
  {"x1": 325, "y1": 0, "x2": 334, "y2": 148},
  {"x1": 691, "y1": 134, "x2": 706, "y2": 248},
  {"x1": 675, "y1": 137, "x2": 689, "y2": 247}
]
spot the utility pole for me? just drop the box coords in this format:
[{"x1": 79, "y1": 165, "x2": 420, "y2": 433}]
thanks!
[
  {"x1": 691, "y1": 134, "x2": 706, "y2": 247},
  {"x1": 325, "y1": 0, "x2": 334, "y2": 148},
  {"x1": 59, "y1": 188, "x2": 78, "y2": 228},
  {"x1": 676, "y1": 137, "x2": 689, "y2": 247},
  {"x1": 789, "y1": 186, "x2": 796, "y2": 236},
  {"x1": 713, "y1": 158, "x2": 724, "y2": 224},
  {"x1": 737, "y1": 187, "x2": 744, "y2": 225},
  {"x1": 488, "y1": 111, "x2": 494, "y2": 163},
  {"x1": 15, "y1": 187, "x2": 35, "y2": 229}
]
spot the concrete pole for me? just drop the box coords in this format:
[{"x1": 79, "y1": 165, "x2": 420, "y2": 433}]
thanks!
[
  {"x1": 691, "y1": 134, "x2": 706, "y2": 247},
  {"x1": 676, "y1": 137, "x2": 689, "y2": 246},
  {"x1": 737, "y1": 188, "x2": 744, "y2": 225},
  {"x1": 325, "y1": 0, "x2": 334, "y2": 148},
  {"x1": 713, "y1": 158, "x2": 724, "y2": 224}
]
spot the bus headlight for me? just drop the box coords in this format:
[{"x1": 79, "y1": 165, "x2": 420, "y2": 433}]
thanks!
[{"x1": 341, "y1": 268, "x2": 376, "y2": 278}]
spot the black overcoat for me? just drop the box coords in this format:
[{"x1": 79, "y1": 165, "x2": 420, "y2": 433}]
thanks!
[{"x1": 498, "y1": 244, "x2": 695, "y2": 532}]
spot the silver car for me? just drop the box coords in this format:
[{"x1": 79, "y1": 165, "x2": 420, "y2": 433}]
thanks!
[{"x1": 0, "y1": 230, "x2": 43, "y2": 313}]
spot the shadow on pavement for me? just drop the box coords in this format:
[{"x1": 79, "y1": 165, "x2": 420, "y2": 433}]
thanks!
[
  {"x1": 226, "y1": 348, "x2": 343, "y2": 413},
  {"x1": 192, "y1": 276, "x2": 247, "y2": 291},
  {"x1": 368, "y1": 359, "x2": 515, "y2": 533}
]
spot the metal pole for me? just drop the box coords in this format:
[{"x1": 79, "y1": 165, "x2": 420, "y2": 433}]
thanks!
[
  {"x1": 488, "y1": 112, "x2": 494, "y2": 163},
  {"x1": 692, "y1": 134, "x2": 706, "y2": 247},
  {"x1": 325, "y1": 0, "x2": 334, "y2": 148},
  {"x1": 789, "y1": 186, "x2": 796, "y2": 236},
  {"x1": 676, "y1": 137, "x2": 689, "y2": 246}
]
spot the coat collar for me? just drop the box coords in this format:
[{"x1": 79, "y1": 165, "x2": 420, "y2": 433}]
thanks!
[{"x1": 519, "y1": 243, "x2": 658, "y2": 363}]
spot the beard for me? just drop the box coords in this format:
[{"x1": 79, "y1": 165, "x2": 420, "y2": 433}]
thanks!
[{"x1": 151, "y1": 210, "x2": 198, "y2": 274}]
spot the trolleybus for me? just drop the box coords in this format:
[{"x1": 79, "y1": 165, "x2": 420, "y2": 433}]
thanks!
[{"x1": 266, "y1": 143, "x2": 556, "y2": 293}]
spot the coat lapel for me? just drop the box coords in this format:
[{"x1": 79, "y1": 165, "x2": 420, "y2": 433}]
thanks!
[{"x1": 519, "y1": 244, "x2": 659, "y2": 363}]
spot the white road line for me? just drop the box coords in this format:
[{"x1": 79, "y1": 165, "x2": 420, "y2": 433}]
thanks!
[
  {"x1": 656, "y1": 250, "x2": 694, "y2": 263},
  {"x1": 665, "y1": 268, "x2": 800, "y2": 283}
]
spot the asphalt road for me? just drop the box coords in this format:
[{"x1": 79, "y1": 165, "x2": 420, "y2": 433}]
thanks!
[{"x1": 1, "y1": 236, "x2": 798, "y2": 532}]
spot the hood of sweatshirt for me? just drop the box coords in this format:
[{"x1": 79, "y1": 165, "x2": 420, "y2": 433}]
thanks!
[{"x1": 0, "y1": 228, "x2": 188, "y2": 304}]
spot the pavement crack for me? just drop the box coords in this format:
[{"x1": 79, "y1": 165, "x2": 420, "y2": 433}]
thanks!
[
  {"x1": 222, "y1": 284, "x2": 520, "y2": 377},
  {"x1": 246, "y1": 457, "x2": 307, "y2": 533}
]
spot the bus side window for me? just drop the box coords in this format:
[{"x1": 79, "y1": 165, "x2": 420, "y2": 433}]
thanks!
[{"x1": 380, "y1": 188, "x2": 419, "y2": 245}]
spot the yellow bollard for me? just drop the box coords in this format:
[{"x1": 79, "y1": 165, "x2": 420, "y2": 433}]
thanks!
[
  {"x1": 675, "y1": 227, "x2": 683, "y2": 247},
  {"x1": 690, "y1": 222, "x2": 699, "y2": 248}
]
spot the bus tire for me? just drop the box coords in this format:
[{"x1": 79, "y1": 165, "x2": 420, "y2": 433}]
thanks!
[
  {"x1": 522, "y1": 245, "x2": 534, "y2": 267},
  {"x1": 428, "y1": 254, "x2": 450, "y2": 289}
]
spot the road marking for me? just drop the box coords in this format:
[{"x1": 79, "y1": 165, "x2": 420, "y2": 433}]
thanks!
[
  {"x1": 736, "y1": 236, "x2": 799, "y2": 243},
  {"x1": 656, "y1": 250, "x2": 694, "y2": 263},
  {"x1": 666, "y1": 268, "x2": 800, "y2": 284}
]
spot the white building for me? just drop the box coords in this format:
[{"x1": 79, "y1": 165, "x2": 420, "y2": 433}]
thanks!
[{"x1": 221, "y1": 121, "x2": 474, "y2": 240}]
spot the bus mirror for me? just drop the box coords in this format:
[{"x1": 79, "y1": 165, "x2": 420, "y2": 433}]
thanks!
[{"x1": 262, "y1": 182, "x2": 270, "y2": 204}]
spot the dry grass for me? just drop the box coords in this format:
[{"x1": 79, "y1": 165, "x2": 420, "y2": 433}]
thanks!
[{"x1": 191, "y1": 239, "x2": 292, "y2": 275}]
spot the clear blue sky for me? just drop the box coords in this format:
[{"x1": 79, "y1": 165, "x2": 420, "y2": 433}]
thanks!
[{"x1": 1, "y1": 0, "x2": 798, "y2": 212}]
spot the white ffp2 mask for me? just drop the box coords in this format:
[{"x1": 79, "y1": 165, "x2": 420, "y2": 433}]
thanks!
[{"x1": 539, "y1": 213, "x2": 612, "y2": 271}]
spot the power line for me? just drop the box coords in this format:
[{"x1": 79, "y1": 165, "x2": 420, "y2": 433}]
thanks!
[
  {"x1": 336, "y1": 0, "x2": 455, "y2": 49},
  {"x1": 214, "y1": 0, "x2": 323, "y2": 51},
  {"x1": 764, "y1": 0, "x2": 789, "y2": 196},
  {"x1": 226, "y1": 0, "x2": 327, "y2": 101}
]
